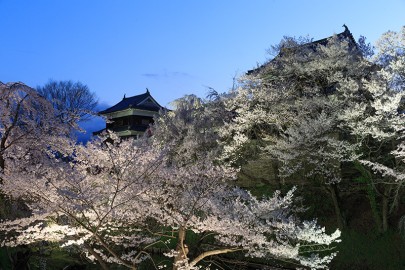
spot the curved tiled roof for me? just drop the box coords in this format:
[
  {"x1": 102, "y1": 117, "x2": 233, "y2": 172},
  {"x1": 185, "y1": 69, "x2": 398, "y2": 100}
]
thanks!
[{"x1": 99, "y1": 89, "x2": 163, "y2": 114}]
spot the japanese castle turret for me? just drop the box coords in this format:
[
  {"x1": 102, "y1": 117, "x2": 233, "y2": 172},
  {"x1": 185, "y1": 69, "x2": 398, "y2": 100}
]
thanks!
[{"x1": 98, "y1": 89, "x2": 164, "y2": 138}]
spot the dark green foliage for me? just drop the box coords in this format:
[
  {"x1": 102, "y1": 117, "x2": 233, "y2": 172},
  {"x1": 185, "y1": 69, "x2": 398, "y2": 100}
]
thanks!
[
  {"x1": 29, "y1": 247, "x2": 90, "y2": 270},
  {"x1": 332, "y1": 229, "x2": 405, "y2": 270},
  {"x1": 0, "y1": 247, "x2": 12, "y2": 269}
]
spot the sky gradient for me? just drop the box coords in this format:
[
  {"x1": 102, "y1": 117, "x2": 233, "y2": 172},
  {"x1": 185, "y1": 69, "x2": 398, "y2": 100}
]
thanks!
[{"x1": 2, "y1": 1, "x2": 405, "y2": 111}]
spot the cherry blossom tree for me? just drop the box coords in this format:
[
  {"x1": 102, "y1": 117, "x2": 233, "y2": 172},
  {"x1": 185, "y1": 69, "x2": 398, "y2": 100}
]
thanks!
[
  {"x1": 340, "y1": 26, "x2": 405, "y2": 232},
  {"x1": 220, "y1": 33, "x2": 372, "y2": 229},
  {"x1": 151, "y1": 97, "x2": 341, "y2": 269},
  {"x1": 0, "y1": 133, "x2": 165, "y2": 269},
  {"x1": 0, "y1": 109, "x2": 341, "y2": 269},
  {"x1": 151, "y1": 94, "x2": 231, "y2": 166},
  {"x1": 149, "y1": 163, "x2": 341, "y2": 270},
  {"x1": 0, "y1": 82, "x2": 80, "y2": 268},
  {"x1": 220, "y1": 26, "x2": 405, "y2": 233},
  {"x1": 0, "y1": 82, "x2": 72, "y2": 173}
]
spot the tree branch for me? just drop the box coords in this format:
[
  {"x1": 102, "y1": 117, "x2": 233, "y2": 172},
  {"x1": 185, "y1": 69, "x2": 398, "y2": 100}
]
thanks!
[{"x1": 189, "y1": 248, "x2": 241, "y2": 267}]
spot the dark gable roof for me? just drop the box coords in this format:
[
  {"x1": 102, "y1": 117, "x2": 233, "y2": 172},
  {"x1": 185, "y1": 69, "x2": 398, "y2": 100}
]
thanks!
[
  {"x1": 247, "y1": 25, "x2": 359, "y2": 75},
  {"x1": 284, "y1": 25, "x2": 357, "y2": 53},
  {"x1": 99, "y1": 89, "x2": 163, "y2": 114}
]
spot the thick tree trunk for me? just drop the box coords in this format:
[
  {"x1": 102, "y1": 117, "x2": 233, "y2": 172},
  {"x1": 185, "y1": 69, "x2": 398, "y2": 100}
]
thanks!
[
  {"x1": 173, "y1": 226, "x2": 188, "y2": 270},
  {"x1": 327, "y1": 184, "x2": 345, "y2": 230}
]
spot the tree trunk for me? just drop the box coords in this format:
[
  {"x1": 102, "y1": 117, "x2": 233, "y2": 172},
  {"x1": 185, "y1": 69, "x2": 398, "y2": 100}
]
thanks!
[
  {"x1": 0, "y1": 135, "x2": 7, "y2": 172},
  {"x1": 327, "y1": 184, "x2": 345, "y2": 230},
  {"x1": 272, "y1": 160, "x2": 283, "y2": 189},
  {"x1": 354, "y1": 161, "x2": 383, "y2": 232},
  {"x1": 0, "y1": 153, "x2": 5, "y2": 185},
  {"x1": 0, "y1": 151, "x2": 7, "y2": 221},
  {"x1": 367, "y1": 185, "x2": 383, "y2": 232},
  {"x1": 382, "y1": 185, "x2": 393, "y2": 232},
  {"x1": 85, "y1": 244, "x2": 109, "y2": 270},
  {"x1": 173, "y1": 226, "x2": 188, "y2": 270},
  {"x1": 0, "y1": 155, "x2": 4, "y2": 172}
]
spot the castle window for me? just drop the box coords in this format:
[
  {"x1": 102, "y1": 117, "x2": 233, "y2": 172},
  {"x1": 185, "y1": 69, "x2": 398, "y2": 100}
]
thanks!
[{"x1": 141, "y1": 118, "x2": 150, "y2": 125}]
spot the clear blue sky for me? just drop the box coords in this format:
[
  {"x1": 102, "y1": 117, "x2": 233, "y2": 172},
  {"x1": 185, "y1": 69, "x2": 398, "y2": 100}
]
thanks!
[{"x1": 1, "y1": 0, "x2": 405, "y2": 109}]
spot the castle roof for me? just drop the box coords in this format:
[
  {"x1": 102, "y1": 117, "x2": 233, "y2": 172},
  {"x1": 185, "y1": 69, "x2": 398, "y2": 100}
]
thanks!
[
  {"x1": 247, "y1": 25, "x2": 359, "y2": 75},
  {"x1": 99, "y1": 89, "x2": 163, "y2": 115}
]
